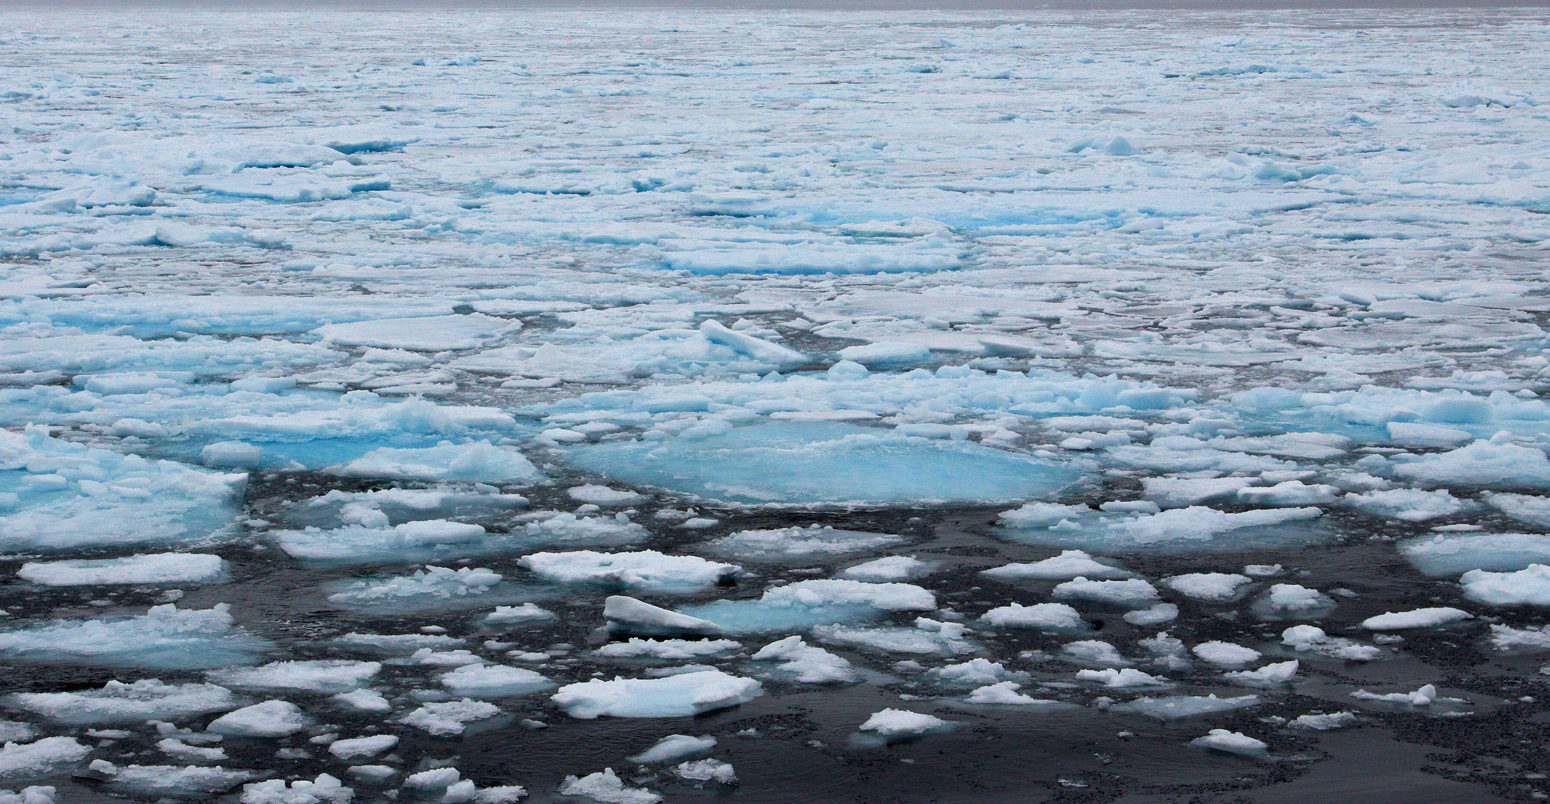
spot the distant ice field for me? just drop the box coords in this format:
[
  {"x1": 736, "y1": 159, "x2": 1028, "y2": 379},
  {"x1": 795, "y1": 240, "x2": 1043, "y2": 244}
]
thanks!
[{"x1": 1, "y1": 6, "x2": 1548, "y2": 803}]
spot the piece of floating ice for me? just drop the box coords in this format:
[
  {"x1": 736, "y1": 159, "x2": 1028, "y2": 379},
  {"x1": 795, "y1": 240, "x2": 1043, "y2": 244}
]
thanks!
[
  {"x1": 858, "y1": 708, "x2": 953, "y2": 740},
  {"x1": 485, "y1": 603, "x2": 555, "y2": 627},
  {"x1": 928, "y1": 658, "x2": 1029, "y2": 688},
  {"x1": 552, "y1": 669, "x2": 762, "y2": 719},
  {"x1": 0, "y1": 429, "x2": 245, "y2": 554},
  {"x1": 698, "y1": 319, "x2": 807, "y2": 368},
  {"x1": 1360, "y1": 607, "x2": 1473, "y2": 631},
  {"x1": 965, "y1": 681, "x2": 1064, "y2": 706},
  {"x1": 1053, "y1": 577, "x2": 1160, "y2": 609},
  {"x1": 658, "y1": 239, "x2": 965, "y2": 276},
  {"x1": 1000, "y1": 504, "x2": 1325, "y2": 554},
  {"x1": 326, "y1": 734, "x2": 398, "y2": 761},
  {"x1": 679, "y1": 579, "x2": 936, "y2": 634},
  {"x1": 604, "y1": 595, "x2": 725, "y2": 638},
  {"x1": 840, "y1": 555, "x2": 933, "y2": 582},
  {"x1": 326, "y1": 566, "x2": 515, "y2": 611},
  {"x1": 1142, "y1": 476, "x2": 1257, "y2": 508},
  {"x1": 750, "y1": 636, "x2": 858, "y2": 683},
  {"x1": 0, "y1": 737, "x2": 90, "y2": 781},
  {"x1": 981, "y1": 602, "x2": 1085, "y2": 631},
  {"x1": 983, "y1": 550, "x2": 1131, "y2": 581},
  {"x1": 93, "y1": 762, "x2": 253, "y2": 799},
  {"x1": 7, "y1": 680, "x2": 237, "y2": 725},
  {"x1": 240, "y1": 774, "x2": 353, "y2": 804},
  {"x1": 593, "y1": 638, "x2": 740, "y2": 661},
  {"x1": 1163, "y1": 573, "x2": 1251, "y2": 601},
  {"x1": 519, "y1": 550, "x2": 737, "y2": 592},
  {"x1": 1114, "y1": 694, "x2": 1260, "y2": 720},
  {"x1": 674, "y1": 758, "x2": 736, "y2": 785},
  {"x1": 814, "y1": 619, "x2": 976, "y2": 657},
  {"x1": 567, "y1": 421, "x2": 1081, "y2": 506},
  {"x1": 1345, "y1": 488, "x2": 1470, "y2": 522},
  {"x1": 567, "y1": 484, "x2": 645, "y2": 507},
  {"x1": 313, "y1": 313, "x2": 516, "y2": 352},
  {"x1": 1075, "y1": 668, "x2": 1168, "y2": 688},
  {"x1": 1251, "y1": 584, "x2": 1336, "y2": 620},
  {"x1": 1398, "y1": 532, "x2": 1550, "y2": 577},
  {"x1": 0, "y1": 604, "x2": 268, "y2": 670},
  {"x1": 557, "y1": 768, "x2": 660, "y2": 804},
  {"x1": 440, "y1": 663, "x2": 554, "y2": 698},
  {"x1": 1224, "y1": 660, "x2": 1300, "y2": 686},
  {"x1": 1460, "y1": 564, "x2": 1550, "y2": 607},
  {"x1": 206, "y1": 700, "x2": 308, "y2": 738},
  {"x1": 1486, "y1": 493, "x2": 1550, "y2": 529},
  {"x1": 702, "y1": 525, "x2": 901, "y2": 563},
  {"x1": 16, "y1": 553, "x2": 227, "y2": 586},
  {"x1": 1192, "y1": 641, "x2": 1262, "y2": 669},
  {"x1": 1124, "y1": 603, "x2": 1179, "y2": 626},
  {"x1": 1291, "y1": 711, "x2": 1360, "y2": 731},
  {"x1": 1351, "y1": 683, "x2": 1468, "y2": 710},
  {"x1": 837, "y1": 341, "x2": 934, "y2": 368},
  {"x1": 627, "y1": 734, "x2": 717, "y2": 765},
  {"x1": 1062, "y1": 639, "x2": 1127, "y2": 667},
  {"x1": 1391, "y1": 440, "x2": 1550, "y2": 489},
  {"x1": 1190, "y1": 729, "x2": 1267, "y2": 758},
  {"x1": 333, "y1": 440, "x2": 540, "y2": 484},
  {"x1": 212, "y1": 660, "x2": 381, "y2": 694},
  {"x1": 400, "y1": 699, "x2": 503, "y2": 736},
  {"x1": 330, "y1": 688, "x2": 390, "y2": 714}
]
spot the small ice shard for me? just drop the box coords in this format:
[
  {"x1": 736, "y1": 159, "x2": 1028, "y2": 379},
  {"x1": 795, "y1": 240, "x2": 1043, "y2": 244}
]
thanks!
[{"x1": 1224, "y1": 660, "x2": 1300, "y2": 686}]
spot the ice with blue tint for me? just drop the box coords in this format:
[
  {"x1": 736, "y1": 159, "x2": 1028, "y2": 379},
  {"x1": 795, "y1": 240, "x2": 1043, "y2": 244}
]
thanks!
[
  {"x1": 678, "y1": 579, "x2": 936, "y2": 635},
  {"x1": 568, "y1": 421, "x2": 1082, "y2": 506},
  {"x1": 997, "y1": 504, "x2": 1328, "y2": 555},
  {"x1": 325, "y1": 566, "x2": 541, "y2": 612},
  {"x1": 0, "y1": 428, "x2": 245, "y2": 555},
  {"x1": 0, "y1": 605, "x2": 270, "y2": 670},
  {"x1": 1398, "y1": 533, "x2": 1550, "y2": 578}
]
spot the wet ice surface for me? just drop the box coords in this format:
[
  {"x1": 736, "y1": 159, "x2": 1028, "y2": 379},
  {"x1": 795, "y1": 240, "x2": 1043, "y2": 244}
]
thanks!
[{"x1": 1, "y1": 5, "x2": 1549, "y2": 803}]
